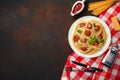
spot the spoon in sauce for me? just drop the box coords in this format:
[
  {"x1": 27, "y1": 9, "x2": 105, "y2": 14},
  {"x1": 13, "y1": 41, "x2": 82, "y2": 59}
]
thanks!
[{"x1": 71, "y1": 0, "x2": 86, "y2": 16}]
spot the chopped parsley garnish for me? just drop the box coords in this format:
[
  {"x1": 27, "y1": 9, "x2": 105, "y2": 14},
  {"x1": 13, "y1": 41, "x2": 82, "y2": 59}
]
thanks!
[
  {"x1": 89, "y1": 36, "x2": 104, "y2": 44},
  {"x1": 77, "y1": 30, "x2": 83, "y2": 34},
  {"x1": 89, "y1": 36, "x2": 97, "y2": 44},
  {"x1": 93, "y1": 23, "x2": 96, "y2": 27},
  {"x1": 98, "y1": 39, "x2": 104, "y2": 43}
]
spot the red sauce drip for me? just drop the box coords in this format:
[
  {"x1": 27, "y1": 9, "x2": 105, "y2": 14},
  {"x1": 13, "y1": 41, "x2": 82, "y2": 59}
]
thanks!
[{"x1": 72, "y1": 3, "x2": 82, "y2": 14}]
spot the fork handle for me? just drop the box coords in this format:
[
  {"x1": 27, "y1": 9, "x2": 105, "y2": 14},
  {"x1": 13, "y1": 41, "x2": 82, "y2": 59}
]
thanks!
[{"x1": 84, "y1": 69, "x2": 96, "y2": 73}]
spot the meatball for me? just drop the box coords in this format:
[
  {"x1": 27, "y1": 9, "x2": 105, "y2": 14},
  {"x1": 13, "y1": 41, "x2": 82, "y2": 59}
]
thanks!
[
  {"x1": 81, "y1": 47, "x2": 87, "y2": 51},
  {"x1": 79, "y1": 23, "x2": 86, "y2": 27},
  {"x1": 94, "y1": 25, "x2": 100, "y2": 31},
  {"x1": 87, "y1": 23, "x2": 92, "y2": 29},
  {"x1": 85, "y1": 30, "x2": 91, "y2": 36},
  {"x1": 94, "y1": 41, "x2": 99, "y2": 46},
  {"x1": 98, "y1": 34, "x2": 103, "y2": 39},
  {"x1": 73, "y1": 35, "x2": 80, "y2": 42},
  {"x1": 80, "y1": 38, "x2": 87, "y2": 43}
]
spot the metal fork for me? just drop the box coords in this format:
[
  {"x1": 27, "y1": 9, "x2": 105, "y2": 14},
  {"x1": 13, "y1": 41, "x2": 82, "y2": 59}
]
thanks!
[
  {"x1": 65, "y1": 67, "x2": 96, "y2": 73},
  {"x1": 65, "y1": 67, "x2": 78, "y2": 71}
]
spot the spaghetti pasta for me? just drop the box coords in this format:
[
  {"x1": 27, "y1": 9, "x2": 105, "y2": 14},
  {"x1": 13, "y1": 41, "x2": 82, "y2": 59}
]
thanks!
[{"x1": 72, "y1": 20, "x2": 107, "y2": 55}]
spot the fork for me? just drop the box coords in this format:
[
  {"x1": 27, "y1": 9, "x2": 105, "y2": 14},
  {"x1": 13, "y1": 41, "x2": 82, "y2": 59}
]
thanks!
[{"x1": 65, "y1": 67, "x2": 96, "y2": 73}]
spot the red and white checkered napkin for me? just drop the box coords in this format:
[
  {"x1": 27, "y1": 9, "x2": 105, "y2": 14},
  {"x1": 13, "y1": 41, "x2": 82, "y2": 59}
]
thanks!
[{"x1": 61, "y1": 2, "x2": 120, "y2": 80}]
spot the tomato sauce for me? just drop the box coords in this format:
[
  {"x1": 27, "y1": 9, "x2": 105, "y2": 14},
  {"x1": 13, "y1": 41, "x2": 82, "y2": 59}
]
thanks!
[{"x1": 72, "y1": 3, "x2": 82, "y2": 14}]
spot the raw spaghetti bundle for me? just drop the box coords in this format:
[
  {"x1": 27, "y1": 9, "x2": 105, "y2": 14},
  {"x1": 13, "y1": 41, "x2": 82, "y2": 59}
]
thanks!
[{"x1": 88, "y1": 0, "x2": 120, "y2": 16}]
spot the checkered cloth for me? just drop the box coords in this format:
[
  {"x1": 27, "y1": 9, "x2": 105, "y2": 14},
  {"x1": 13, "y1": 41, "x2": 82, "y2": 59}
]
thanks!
[{"x1": 61, "y1": 2, "x2": 120, "y2": 80}]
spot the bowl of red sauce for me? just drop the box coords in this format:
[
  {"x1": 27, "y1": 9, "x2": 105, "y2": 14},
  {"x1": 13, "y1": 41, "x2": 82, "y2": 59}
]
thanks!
[{"x1": 71, "y1": 0, "x2": 85, "y2": 16}]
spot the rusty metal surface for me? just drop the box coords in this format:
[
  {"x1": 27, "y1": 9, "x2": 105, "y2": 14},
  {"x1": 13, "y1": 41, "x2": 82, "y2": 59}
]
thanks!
[{"x1": 0, "y1": 0, "x2": 95, "y2": 80}]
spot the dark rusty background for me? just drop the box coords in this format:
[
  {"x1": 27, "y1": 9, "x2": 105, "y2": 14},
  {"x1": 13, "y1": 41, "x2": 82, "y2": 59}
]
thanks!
[{"x1": 0, "y1": 0, "x2": 96, "y2": 80}]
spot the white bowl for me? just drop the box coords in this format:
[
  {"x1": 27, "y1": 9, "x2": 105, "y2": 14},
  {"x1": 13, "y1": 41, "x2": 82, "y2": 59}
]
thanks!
[{"x1": 68, "y1": 16, "x2": 111, "y2": 58}]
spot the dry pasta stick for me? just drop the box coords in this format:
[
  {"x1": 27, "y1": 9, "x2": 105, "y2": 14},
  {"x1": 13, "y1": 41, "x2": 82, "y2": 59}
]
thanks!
[
  {"x1": 111, "y1": 16, "x2": 120, "y2": 31},
  {"x1": 88, "y1": 0, "x2": 113, "y2": 9},
  {"x1": 88, "y1": 3, "x2": 113, "y2": 11},
  {"x1": 91, "y1": 3, "x2": 113, "y2": 16},
  {"x1": 88, "y1": 0, "x2": 120, "y2": 16}
]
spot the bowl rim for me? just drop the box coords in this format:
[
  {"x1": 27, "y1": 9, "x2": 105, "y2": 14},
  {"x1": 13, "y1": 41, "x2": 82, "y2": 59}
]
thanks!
[{"x1": 68, "y1": 16, "x2": 111, "y2": 58}]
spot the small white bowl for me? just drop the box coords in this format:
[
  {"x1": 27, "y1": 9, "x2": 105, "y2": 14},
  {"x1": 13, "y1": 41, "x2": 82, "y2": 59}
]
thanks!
[
  {"x1": 71, "y1": 0, "x2": 85, "y2": 16},
  {"x1": 68, "y1": 16, "x2": 111, "y2": 58}
]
